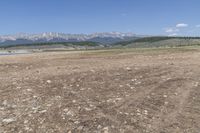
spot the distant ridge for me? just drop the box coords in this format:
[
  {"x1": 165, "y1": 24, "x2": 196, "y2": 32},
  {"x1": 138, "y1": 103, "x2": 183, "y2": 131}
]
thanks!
[{"x1": 0, "y1": 32, "x2": 139, "y2": 46}]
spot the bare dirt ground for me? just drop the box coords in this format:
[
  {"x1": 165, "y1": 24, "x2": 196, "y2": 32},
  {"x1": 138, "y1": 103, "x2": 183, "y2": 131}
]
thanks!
[{"x1": 1, "y1": 48, "x2": 200, "y2": 133}]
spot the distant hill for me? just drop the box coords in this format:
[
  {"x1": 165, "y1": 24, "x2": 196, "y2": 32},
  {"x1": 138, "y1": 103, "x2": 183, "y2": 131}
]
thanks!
[{"x1": 113, "y1": 36, "x2": 200, "y2": 48}]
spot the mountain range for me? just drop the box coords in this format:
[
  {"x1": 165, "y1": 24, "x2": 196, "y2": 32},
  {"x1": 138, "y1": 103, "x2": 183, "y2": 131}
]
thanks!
[{"x1": 0, "y1": 32, "x2": 139, "y2": 46}]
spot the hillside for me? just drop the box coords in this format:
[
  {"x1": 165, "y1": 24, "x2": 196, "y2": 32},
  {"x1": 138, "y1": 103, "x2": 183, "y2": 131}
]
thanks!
[{"x1": 113, "y1": 37, "x2": 200, "y2": 48}]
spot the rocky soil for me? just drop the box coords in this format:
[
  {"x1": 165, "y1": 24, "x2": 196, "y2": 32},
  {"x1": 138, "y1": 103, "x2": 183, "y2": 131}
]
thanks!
[{"x1": 0, "y1": 48, "x2": 200, "y2": 133}]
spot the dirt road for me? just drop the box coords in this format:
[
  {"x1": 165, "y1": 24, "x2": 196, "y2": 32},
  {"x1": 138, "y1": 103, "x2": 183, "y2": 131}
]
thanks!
[{"x1": 1, "y1": 48, "x2": 200, "y2": 133}]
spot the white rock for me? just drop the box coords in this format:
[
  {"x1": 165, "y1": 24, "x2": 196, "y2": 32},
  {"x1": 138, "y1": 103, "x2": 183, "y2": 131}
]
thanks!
[
  {"x1": 39, "y1": 110, "x2": 47, "y2": 113},
  {"x1": 2, "y1": 118, "x2": 16, "y2": 124},
  {"x1": 46, "y1": 80, "x2": 52, "y2": 84},
  {"x1": 131, "y1": 79, "x2": 137, "y2": 82},
  {"x1": 66, "y1": 110, "x2": 74, "y2": 116},
  {"x1": 24, "y1": 120, "x2": 28, "y2": 124},
  {"x1": 85, "y1": 107, "x2": 92, "y2": 111},
  {"x1": 63, "y1": 108, "x2": 69, "y2": 112},
  {"x1": 144, "y1": 110, "x2": 148, "y2": 115},
  {"x1": 27, "y1": 89, "x2": 32, "y2": 92},
  {"x1": 194, "y1": 82, "x2": 199, "y2": 87},
  {"x1": 2, "y1": 100, "x2": 7, "y2": 106},
  {"x1": 130, "y1": 87, "x2": 135, "y2": 89},
  {"x1": 163, "y1": 95, "x2": 168, "y2": 98},
  {"x1": 126, "y1": 67, "x2": 131, "y2": 71},
  {"x1": 97, "y1": 125, "x2": 102, "y2": 129},
  {"x1": 103, "y1": 127, "x2": 109, "y2": 133}
]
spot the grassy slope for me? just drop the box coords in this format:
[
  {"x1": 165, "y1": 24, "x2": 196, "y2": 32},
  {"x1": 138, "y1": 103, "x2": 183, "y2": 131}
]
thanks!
[{"x1": 113, "y1": 37, "x2": 200, "y2": 48}]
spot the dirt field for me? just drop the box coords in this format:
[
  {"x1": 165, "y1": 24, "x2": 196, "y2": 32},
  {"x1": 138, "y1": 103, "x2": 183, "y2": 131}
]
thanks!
[{"x1": 1, "y1": 48, "x2": 200, "y2": 133}]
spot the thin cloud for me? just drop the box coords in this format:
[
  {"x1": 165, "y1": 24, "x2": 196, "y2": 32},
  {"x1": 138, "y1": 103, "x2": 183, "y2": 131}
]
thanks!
[
  {"x1": 165, "y1": 28, "x2": 179, "y2": 33},
  {"x1": 168, "y1": 33, "x2": 178, "y2": 36},
  {"x1": 176, "y1": 23, "x2": 188, "y2": 28}
]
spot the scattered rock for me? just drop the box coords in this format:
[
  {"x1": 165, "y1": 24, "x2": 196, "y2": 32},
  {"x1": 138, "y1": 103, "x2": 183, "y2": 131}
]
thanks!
[
  {"x1": 27, "y1": 89, "x2": 32, "y2": 92},
  {"x1": 24, "y1": 120, "x2": 28, "y2": 124},
  {"x1": 2, "y1": 100, "x2": 7, "y2": 106},
  {"x1": 90, "y1": 69, "x2": 95, "y2": 73},
  {"x1": 77, "y1": 126, "x2": 83, "y2": 130},
  {"x1": 131, "y1": 79, "x2": 137, "y2": 82},
  {"x1": 163, "y1": 95, "x2": 168, "y2": 98},
  {"x1": 16, "y1": 86, "x2": 21, "y2": 89},
  {"x1": 126, "y1": 67, "x2": 131, "y2": 71},
  {"x1": 194, "y1": 82, "x2": 199, "y2": 87},
  {"x1": 103, "y1": 127, "x2": 109, "y2": 133},
  {"x1": 85, "y1": 107, "x2": 92, "y2": 111},
  {"x1": 119, "y1": 85, "x2": 123, "y2": 88},
  {"x1": 63, "y1": 108, "x2": 69, "y2": 112},
  {"x1": 66, "y1": 110, "x2": 74, "y2": 116},
  {"x1": 97, "y1": 125, "x2": 102, "y2": 129},
  {"x1": 46, "y1": 80, "x2": 52, "y2": 84},
  {"x1": 2, "y1": 118, "x2": 16, "y2": 124},
  {"x1": 144, "y1": 110, "x2": 148, "y2": 115},
  {"x1": 39, "y1": 110, "x2": 47, "y2": 114}
]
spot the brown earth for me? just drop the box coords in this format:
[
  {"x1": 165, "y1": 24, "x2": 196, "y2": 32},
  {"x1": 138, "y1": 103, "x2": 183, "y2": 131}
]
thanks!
[{"x1": 0, "y1": 48, "x2": 200, "y2": 133}]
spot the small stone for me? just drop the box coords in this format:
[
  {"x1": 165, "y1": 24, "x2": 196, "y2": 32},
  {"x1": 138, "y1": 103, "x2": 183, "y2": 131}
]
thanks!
[
  {"x1": 39, "y1": 110, "x2": 47, "y2": 113},
  {"x1": 46, "y1": 80, "x2": 52, "y2": 84},
  {"x1": 126, "y1": 67, "x2": 131, "y2": 71},
  {"x1": 103, "y1": 127, "x2": 109, "y2": 133},
  {"x1": 164, "y1": 101, "x2": 169, "y2": 105},
  {"x1": 144, "y1": 110, "x2": 148, "y2": 115},
  {"x1": 2, "y1": 100, "x2": 7, "y2": 106},
  {"x1": 130, "y1": 87, "x2": 135, "y2": 90},
  {"x1": 66, "y1": 110, "x2": 74, "y2": 116},
  {"x1": 97, "y1": 125, "x2": 102, "y2": 129},
  {"x1": 137, "y1": 113, "x2": 141, "y2": 116},
  {"x1": 24, "y1": 120, "x2": 28, "y2": 124},
  {"x1": 119, "y1": 85, "x2": 123, "y2": 87},
  {"x1": 90, "y1": 69, "x2": 95, "y2": 72},
  {"x1": 63, "y1": 108, "x2": 69, "y2": 112},
  {"x1": 163, "y1": 95, "x2": 168, "y2": 98},
  {"x1": 194, "y1": 82, "x2": 199, "y2": 87},
  {"x1": 27, "y1": 89, "x2": 32, "y2": 92},
  {"x1": 131, "y1": 79, "x2": 137, "y2": 82},
  {"x1": 85, "y1": 107, "x2": 92, "y2": 111},
  {"x1": 46, "y1": 104, "x2": 52, "y2": 107},
  {"x1": 2, "y1": 118, "x2": 16, "y2": 124},
  {"x1": 74, "y1": 121, "x2": 80, "y2": 124}
]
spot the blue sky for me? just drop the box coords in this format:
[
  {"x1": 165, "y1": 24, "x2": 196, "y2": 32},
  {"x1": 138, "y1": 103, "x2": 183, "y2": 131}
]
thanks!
[{"x1": 0, "y1": 0, "x2": 200, "y2": 36}]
